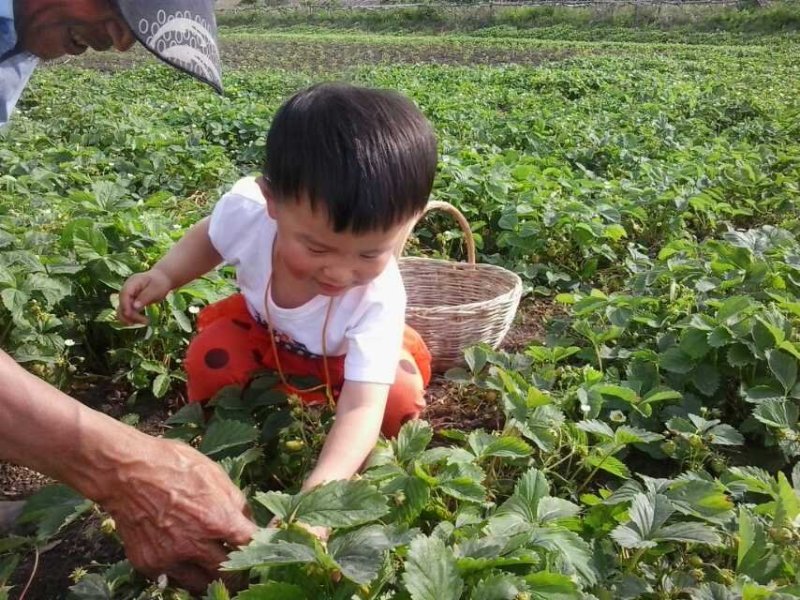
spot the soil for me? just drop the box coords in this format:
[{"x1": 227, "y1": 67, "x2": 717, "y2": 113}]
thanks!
[
  {"x1": 1, "y1": 296, "x2": 553, "y2": 598},
  {"x1": 44, "y1": 38, "x2": 573, "y2": 74}
]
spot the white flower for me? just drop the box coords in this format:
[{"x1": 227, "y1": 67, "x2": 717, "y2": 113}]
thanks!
[
  {"x1": 580, "y1": 404, "x2": 591, "y2": 413},
  {"x1": 156, "y1": 574, "x2": 168, "y2": 590},
  {"x1": 64, "y1": 339, "x2": 76, "y2": 347},
  {"x1": 610, "y1": 410, "x2": 626, "y2": 423},
  {"x1": 188, "y1": 306, "x2": 200, "y2": 314}
]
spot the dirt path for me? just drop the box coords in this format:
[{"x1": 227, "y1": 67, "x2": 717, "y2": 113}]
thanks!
[{"x1": 216, "y1": 0, "x2": 243, "y2": 10}]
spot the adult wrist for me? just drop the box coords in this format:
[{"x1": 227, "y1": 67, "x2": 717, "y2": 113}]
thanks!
[{"x1": 58, "y1": 411, "x2": 157, "y2": 505}]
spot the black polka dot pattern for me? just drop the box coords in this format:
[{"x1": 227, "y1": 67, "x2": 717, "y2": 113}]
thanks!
[
  {"x1": 204, "y1": 348, "x2": 230, "y2": 369},
  {"x1": 399, "y1": 359, "x2": 417, "y2": 375}
]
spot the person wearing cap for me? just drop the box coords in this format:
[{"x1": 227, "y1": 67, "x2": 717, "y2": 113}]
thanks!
[{"x1": 0, "y1": 0, "x2": 255, "y2": 593}]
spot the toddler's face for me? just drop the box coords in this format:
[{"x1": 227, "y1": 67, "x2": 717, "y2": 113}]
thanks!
[{"x1": 262, "y1": 183, "x2": 413, "y2": 297}]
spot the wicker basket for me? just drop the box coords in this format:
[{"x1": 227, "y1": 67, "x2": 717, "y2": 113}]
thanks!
[{"x1": 398, "y1": 200, "x2": 523, "y2": 373}]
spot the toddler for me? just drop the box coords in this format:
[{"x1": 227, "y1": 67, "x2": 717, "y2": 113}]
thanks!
[{"x1": 118, "y1": 83, "x2": 437, "y2": 493}]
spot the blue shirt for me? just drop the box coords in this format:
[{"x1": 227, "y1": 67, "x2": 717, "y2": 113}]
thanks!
[{"x1": 0, "y1": 0, "x2": 39, "y2": 127}]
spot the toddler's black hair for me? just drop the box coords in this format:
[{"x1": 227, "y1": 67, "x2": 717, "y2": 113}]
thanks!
[{"x1": 264, "y1": 83, "x2": 438, "y2": 233}]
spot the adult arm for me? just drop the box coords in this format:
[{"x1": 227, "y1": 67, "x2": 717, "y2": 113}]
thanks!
[{"x1": 0, "y1": 350, "x2": 256, "y2": 592}]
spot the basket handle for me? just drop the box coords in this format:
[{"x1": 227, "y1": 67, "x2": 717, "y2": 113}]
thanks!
[{"x1": 397, "y1": 200, "x2": 477, "y2": 264}]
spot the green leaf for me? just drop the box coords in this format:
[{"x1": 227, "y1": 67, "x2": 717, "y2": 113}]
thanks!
[
  {"x1": 437, "y1": 462, "x2": 487, "y2": 503},
  {"x1": 152, "y1": 373, "x2": 170, "y2": 399},
  {"x1": 728, "y1": 343, "x2": 756, "y2": 367},
  {"x1": 0, "y1": 555, "x2": 19, "y2": 586},
  {"x1": 668, "y1": 479, "x2": 735, "y2": 524},
  {"x1": 610, "y1": 492, "x2": 658, "y2": 541},
  {"x1": 611, "y1": 493, "x2": 722, "y2": 549},
  {"x1": 744, "y1": 385, "x2": 784, "y2": 404},
  {"x1": 594, "y1": 384, "x2": 638, "y2": 403},
  {"x1": 471, "y1": 574, "x2": 528, "y2": 600},
  {"x1": 707, "y1": 424, "x2": 744, "y2": 446},
  {"x1": 1, "y1": 288, "x2": 28, "y2": 313},
  {"x1": 464, "y1": 345, "x2": 489, "y2": 374},
  {"x1": 253, "y1": 491, "x2": 293, "y2": 522},
  {"x1": 528, "y1": 527, "x2": 599, "y2": 585},
  {"x1": 737, "y1": 507, "x2": 778, "y2": 582},
  {"x1": 576, "y1": 420, "x2": 614, "y2": 439},
  {"x1": 72, "y1": 226, "x2": 109, "y2": 259},
  {"x1": 752, "y1": 320, "x2": 777, "y2": 353},
  {"x1": 328, "y1": 525, "x2": 396, "y2": 584},
  {"x1": 467, "y1": 430, "x2": 532, "y2": 460},
  {"x1": 234, "y1": 582, "x2": 306, "y2": 600},
  {"x1": 219, "y1": 448, "x2": 263, "y2": 487},
  {"x1": 68, "y1": 574, "x2": 112, "y2": 599},
  {"x1": 692, "y1": 363, "x2": 721, "y2": 397},
  {"x1": 753, "y1": 400, "x2": 798, "y2": 429},
  {"x1": 396, "y1": 420, "x2": 433, "y2": 465},
  {"x1": 204, "y1": 580, "x2": 231, "y2": 600},
  {"x1": 536, "y1": 497, "x2": 582, "y2": 523},
  {"x1": 260, "y1": 410, "x2": 293, "y2": 444},
  {"x1": 167, "y1": 293, "x2": 193, "y2": 333},
  {"x1": 0, "y1": 536, "x2": 27, "y2": 554},
  {"x1": 655, "y1": 522, "x2": 723, "y2": 545},
  {"x1": 681, "y1": 328, "x2": 711, "y2": 359},
  {"x1": 525, "y1": 571, "x2": 581, "y2": 600},
  {"x1": 659, "y1": 348, "x2": 694, "y2": 374},
  {"x1": 17, "y1": 484, "x2": 93, "y2": 540},
  {"x1": 717, "y1": 296, "x2": 754, "y2": 325},
  {"x1": 774, "y1": 472, "x2": 800, "y2": 528},
  {"x1": 494, "y1": 467, "x2": 551, "y2": 524},
  {"x1": 708, "y1": 327, "x2": 733, "y2": 348},
  {"x1": 614, "y1": 426, "x2": 663, "y2": 445},
  {"x1": 24, "y1": 273, "x2": 71, "y2": 306},
  {"x1": 291, "y1": 480, "x2": 389, "y2": 528},
  {"x1": 767, "y1": 350, "x2": 798, "y2": 393},
  {"x1": 586, "y1": 454, "x2": 630, "y2": 479},
  {"x1": 165, "y1": 402, "x2": 205, "y2": 427},
  {"x1": 614, "y1": 493, "x2": 674, "y2": 548},
  {"x1": 510, "y1": 402, "x2": 562, "y2": 452},
  {"x1": 199, "y1": 419, "x2": 258, "y2": 457},
  {"x1": 386, "y1": 475, "x2": 431, "y2": 524},
  {"x1": 222, "y1": 529, "x2": 317, "y2": 570},
  {"x1": 642, "y1": 388, "x2": 683, "y2": 405},
  {"x1": 727, "y1": 466, "x2": 774, "y2": 496},
  {"x1": 0, "y1": 265, "x2": 15, "y2": 287},
  {"x1": 402, "y1": 535, "x2": 463, "y2": 600}
]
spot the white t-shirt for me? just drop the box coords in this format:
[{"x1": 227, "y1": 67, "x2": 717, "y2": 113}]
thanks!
[{"x1": 207, "y1": 177, "x2": 406, "y2": 386}]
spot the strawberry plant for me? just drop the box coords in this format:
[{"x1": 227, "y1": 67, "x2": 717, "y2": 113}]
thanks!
[{"x1": 1, "y1": 18, "x2": 800, "y2": 600}]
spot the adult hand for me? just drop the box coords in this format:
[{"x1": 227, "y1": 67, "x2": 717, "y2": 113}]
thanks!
[
  {"x1": 98, "y1": 436, "x2": 257, "y2": 593},
  {"x1": 117, "y1": 269, "x2": 173, "y2": 325},
  {"x1": 0, "y1": 352, "x2": 255, "y2": 594}
]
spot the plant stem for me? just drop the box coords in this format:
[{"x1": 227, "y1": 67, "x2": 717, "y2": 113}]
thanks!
[
  {"x1": 627, "y1": 547, "x2": 647, "y2": 573},
  {"x1": 577, "y1": 445, "x2": 621, "y2": 495},
  {"x1": 19, "y1": 544, "x2": 40, "y2": 600}
]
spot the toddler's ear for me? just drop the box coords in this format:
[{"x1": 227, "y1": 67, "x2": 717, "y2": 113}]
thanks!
[
  {"x1": 257, "y1": 176, "x2": 278, "y2": 218},
  {"x1": 256, "y1": 175, "x2": 270, "y2": 198}
]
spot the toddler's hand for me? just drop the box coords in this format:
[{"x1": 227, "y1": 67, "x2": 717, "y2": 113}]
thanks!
[{"x1": 117, "y1": 269, "x2": 173, "y2": 325}]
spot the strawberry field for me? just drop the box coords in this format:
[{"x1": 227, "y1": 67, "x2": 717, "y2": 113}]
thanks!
[{"x1": 1, "y1": 10, "x2": 800, "y2": 600}]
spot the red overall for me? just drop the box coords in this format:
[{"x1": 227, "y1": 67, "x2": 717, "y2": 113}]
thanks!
[{"x1": 183, "y1": 294, "x2": 431, "y2": 437}]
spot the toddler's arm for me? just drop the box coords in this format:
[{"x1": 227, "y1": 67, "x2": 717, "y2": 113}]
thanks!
[
  {"x1": 118, "y1": 218, "x2": 222, "y2": 324},
  {"x1": 302, "y1": 381, "x2": 389, "y2": 490}
]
